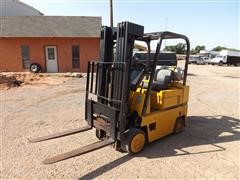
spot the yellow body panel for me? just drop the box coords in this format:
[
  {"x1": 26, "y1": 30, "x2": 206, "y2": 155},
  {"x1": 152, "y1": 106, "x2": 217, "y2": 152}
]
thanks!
[
  {"x1": 151, "y1": 85, "x2": 189, "y2": 110},
  {"x1": 141, "y1": 105, "x2": 187, "y2": 142},
  {"x1": 151, "y1": 89, "x2": 183, "y2": 110},
  {"x1": 183, "y1": 86, "x2": 190, "y2": 104},
  {"x1": 130, "y1": 89, "x2": 150, "y2": 115},
  {"x1": 130, "y1": 83, "x2": 190, "y2": 143}
]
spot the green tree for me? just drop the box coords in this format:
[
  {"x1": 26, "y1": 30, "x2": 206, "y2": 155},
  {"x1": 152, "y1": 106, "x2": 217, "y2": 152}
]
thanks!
[
  {"x1": 190, "y1": 49, "x2": 196, "y2": 54},
  {"x1": 195, "y1": 45, "x2": 206, "y2": 53},
  {"x1": 175, "y1": 43, "x2": 186, "y2": 54},
  {"x1": 211, "y1": 46, "x2": 227, "y2": 51},
  {"x1": 211, "y1": 46, "x2": 240, "y2": 52},
  {"x1": 190, "y1": 45, "x2": 206, "y2": 54},
  {"x1": 163, "y1": 45, "x2": 175, "y2": 52},
  {"x1": 163, "y1": 43, "x2": 186, "y2": 54}
]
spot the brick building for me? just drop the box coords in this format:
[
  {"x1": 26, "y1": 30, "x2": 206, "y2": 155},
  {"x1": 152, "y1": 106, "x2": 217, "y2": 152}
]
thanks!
[{"x1": 0, "y1": 16, "x2": 101, "y2": 73}]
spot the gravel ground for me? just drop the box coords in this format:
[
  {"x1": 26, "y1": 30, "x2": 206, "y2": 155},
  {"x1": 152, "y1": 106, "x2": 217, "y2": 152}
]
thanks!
[{"x1": 1, "y1": 65, "x2": 240, "y2": 179}]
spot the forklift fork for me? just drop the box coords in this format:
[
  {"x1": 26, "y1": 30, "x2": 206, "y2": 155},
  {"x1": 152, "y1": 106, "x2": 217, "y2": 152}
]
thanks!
[
  {"x1": 42, "y1": 139, "x2": 115, "y2": 164},
  {"x1": 29, "y1": 125, "x2": 92, "y2": 143},
  {"x1": 30, "y1": 124, "x2": 115, "y2": 165}
]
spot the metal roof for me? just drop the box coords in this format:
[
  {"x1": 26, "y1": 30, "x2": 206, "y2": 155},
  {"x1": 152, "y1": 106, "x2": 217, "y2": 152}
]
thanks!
[
  {"x1": 0, "y1": 16, "x2": 102, "y2": 38},
  {"x1": 0, "y1": 0, "x2": 43, "y2": 16}
]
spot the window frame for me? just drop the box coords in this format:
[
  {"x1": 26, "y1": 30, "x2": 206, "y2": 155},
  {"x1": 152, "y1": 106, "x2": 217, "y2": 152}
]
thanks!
[
  {"x1": 21, "y1": 45, "x2": 30, "y2": 69},
  {"x1": 72, "y1": 45, "x2": 80, "y2": 68}
]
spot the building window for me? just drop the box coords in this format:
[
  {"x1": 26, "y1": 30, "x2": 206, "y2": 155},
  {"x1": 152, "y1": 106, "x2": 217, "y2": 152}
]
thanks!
[
  {"x1": 21, "y1": 45, "x2": 30, "y2": 69},
  {"x1": 47, "y1": 48, "x2": 55, "y2": 60},
  {"x1": 72, "y1": 45, "x2": 80, "y2": 68}
]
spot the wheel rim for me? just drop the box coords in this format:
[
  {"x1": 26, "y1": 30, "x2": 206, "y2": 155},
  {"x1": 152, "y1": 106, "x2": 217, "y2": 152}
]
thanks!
[
  {"x1": 31, "y1": 65, "x2": 38, "y2": 72},
  {"x1": 130, "y1": 133, "x2": 145, "y2": 153}
]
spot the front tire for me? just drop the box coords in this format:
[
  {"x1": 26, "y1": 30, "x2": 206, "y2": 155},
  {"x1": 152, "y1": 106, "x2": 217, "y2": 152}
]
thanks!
[
  {"x1": 121, "y1": 128, "x2": 146, "y2": 154},
  {"x1": 95, "y1": 129, "x2": 106, "y2": 140}
]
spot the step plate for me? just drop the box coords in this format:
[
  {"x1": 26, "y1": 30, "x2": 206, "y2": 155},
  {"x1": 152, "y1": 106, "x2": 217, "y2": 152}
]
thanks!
[
  {"x1": 29, "y1": 126, "x2": 91, "y2": 143},
  {"x1": 42, "y1": 139, "x2": 115, "y2": 164}
]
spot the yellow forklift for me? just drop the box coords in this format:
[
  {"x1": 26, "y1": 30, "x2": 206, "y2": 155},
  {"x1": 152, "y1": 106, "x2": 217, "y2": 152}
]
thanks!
[{"x1": 30, "y1": 21, "x2": 190, "y2": 164}]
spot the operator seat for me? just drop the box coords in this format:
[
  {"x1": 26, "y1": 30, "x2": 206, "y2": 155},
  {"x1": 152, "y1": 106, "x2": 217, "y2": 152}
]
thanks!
[{"x1": 143, "y1": 67, "x2": 173, "y2": 91}]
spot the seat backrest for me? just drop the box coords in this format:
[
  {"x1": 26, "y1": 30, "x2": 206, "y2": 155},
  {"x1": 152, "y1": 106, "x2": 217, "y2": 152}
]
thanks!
[{"x1": 154, "y1": 68, "x2": 172, "y2": 84}]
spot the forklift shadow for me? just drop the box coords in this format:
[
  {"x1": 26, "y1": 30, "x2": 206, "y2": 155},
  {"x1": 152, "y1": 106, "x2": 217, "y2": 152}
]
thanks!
[
  {"x1": 79, "y1": 115, "x2": 240, "y2": 179},
  {"x1": 140, "y1": 115, "x2": 240, "y2": 158}
]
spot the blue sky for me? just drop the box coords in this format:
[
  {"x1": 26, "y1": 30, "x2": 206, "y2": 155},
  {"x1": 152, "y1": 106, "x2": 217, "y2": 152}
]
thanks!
[{"x1": 22, "y1": 0, "x2": 239, "y2": 50}]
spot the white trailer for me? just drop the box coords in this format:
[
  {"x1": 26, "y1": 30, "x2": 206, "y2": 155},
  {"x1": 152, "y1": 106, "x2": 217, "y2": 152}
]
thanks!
[
  {"x1": 210, "y1": 50, "x2": 240, "y2": 66},
  {"x1": 220, "y1": 50, "x2": 240, "y2": 57}
]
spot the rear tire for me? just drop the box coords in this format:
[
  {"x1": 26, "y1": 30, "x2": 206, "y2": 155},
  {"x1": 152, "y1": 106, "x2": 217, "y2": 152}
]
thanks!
[
  {"x1": 218, "y1": 61, "x2": 223, "y2": 66},
  {"x1": 174, "y1": 117, "x2": 185, "y2": 134},
  {"x1": 121, "y1": 128, "x2": 146, "y2": 154}
]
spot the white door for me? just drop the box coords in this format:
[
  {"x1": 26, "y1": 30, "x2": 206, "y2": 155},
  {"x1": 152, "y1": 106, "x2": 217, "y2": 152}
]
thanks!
[{"x1": 45, "y1": 46, "x2": 58, "y2": 72}]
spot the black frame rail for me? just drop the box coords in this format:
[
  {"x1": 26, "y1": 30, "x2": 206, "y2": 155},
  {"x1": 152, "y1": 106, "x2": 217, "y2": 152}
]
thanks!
[
  {"x1": 140, "y1": 31, "x2": 190, "y2": 116},
  {"x1": 85, "y1": 61, "x2": 127, "y2": 141},
  {"x1": 85, "y1": 61, "x2": 126, "y2": 109}
]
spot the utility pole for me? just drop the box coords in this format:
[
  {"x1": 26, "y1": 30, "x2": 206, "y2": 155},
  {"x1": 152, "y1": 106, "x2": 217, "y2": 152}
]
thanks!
[
  {"x1": 164, "y1": 17, "x2": 168, "y2": 47},
  {"x1": 110, "y1": 0, "x2": 113, "y2": 27}
]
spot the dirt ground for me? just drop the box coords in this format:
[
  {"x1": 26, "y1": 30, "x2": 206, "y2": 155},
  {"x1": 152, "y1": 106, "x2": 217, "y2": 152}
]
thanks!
[
  {"x1": 0, "y1": 72, "x2": 83, "y2": 90},
  {"x1": 1, "y1": 64, "x2": 240, "y2": 179}
]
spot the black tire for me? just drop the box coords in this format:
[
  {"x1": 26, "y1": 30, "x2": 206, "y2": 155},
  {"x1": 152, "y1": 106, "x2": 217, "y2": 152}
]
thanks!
[
  {"x1": 29, "y1": 63, "x2": 41, "y2": 73},
  {"x1": 173, "y1": 117, "x2": 185, "y2": 134},
  {"x1": 218, "y1": 61, "x2": 223, "y2": 66},
  {"x1": 95, "y1": 129, "x2": 106, "y2": 140},
  {"x1": 121, "y1": 128, "x2": 146, "y2": 154}
]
